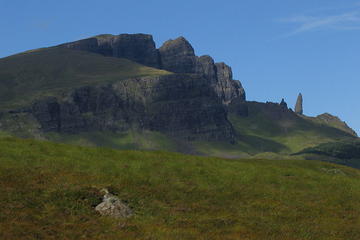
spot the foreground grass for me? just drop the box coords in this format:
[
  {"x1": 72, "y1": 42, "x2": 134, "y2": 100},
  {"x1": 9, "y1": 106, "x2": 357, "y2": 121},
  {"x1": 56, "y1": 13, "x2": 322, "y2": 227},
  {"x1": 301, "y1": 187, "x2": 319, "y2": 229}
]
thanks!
[{"x1": 0, "y1": 137, "x2": 360, "y2": 239}]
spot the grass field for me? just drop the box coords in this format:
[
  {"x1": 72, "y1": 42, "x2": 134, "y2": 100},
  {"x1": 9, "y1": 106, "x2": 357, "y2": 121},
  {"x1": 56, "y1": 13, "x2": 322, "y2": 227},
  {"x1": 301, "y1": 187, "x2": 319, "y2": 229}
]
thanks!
[{"x1": 0, "y1": 137, "x2": 360, "y2": 239}]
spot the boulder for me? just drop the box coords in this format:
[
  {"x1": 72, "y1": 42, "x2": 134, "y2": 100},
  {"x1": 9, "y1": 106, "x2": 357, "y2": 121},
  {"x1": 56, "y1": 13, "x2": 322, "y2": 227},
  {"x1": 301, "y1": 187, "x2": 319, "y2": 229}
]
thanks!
[{"x1": 95, "y1": 189, "x2": 132, "y2": 219}]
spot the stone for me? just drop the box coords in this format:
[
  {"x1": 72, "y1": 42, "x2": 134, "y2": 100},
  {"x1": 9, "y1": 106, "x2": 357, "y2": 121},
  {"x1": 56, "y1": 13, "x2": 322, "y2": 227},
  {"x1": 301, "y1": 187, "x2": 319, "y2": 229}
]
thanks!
[
  {"x1": 295, "y1": 93, "x2": 303, "y2": 115},
  {"x1": 31, "y1": 74, "x2": 235, "y2": 141},
  {"x1": 214, "y1": 62, "x2": 246, "y2": 104},
  {"x1": 195, "y1": 55, "x2": 217, "y2": 82},
  {"x1": 158, "y1": 37, "x2": 196, "y2": 73},
  {"x1": 61, "y1": 34, "x2": 246, "y2": 105},
  {"x1": 61, "y1": 34, "x2": 160, "y2": 68},
  {"x1": 157, "y1": 37, "x2": 246, "y2": 104},
  {"x1": 280, "y1": 98, "x2": 288, "y2": 109},
  {"x1": 95, "y1": 189, "x2": 133, "y2": 218},
  {"x1": 111, "y1": 34, "x2": 160, "y2": 68}
]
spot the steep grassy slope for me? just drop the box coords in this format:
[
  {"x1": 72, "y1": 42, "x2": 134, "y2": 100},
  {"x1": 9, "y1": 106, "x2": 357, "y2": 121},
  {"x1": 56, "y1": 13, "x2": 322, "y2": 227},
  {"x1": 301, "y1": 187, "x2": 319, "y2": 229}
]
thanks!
[
  {"x1": 0, "y1": 47, "x2": 169, "y2": 109},
  {"x1": 0, "y1": 137, "x2": 360, "y2": 240}
]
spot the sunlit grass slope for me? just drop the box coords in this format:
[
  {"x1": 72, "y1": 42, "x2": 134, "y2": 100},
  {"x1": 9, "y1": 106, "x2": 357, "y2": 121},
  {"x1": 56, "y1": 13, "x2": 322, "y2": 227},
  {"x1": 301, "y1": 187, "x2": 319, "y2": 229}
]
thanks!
[
  {"x1": 0, "y1": 137, "x2": 360, "y2": 240},
  {"x1": 0, "y1": 48, "x2": 169, "y2": 109}
]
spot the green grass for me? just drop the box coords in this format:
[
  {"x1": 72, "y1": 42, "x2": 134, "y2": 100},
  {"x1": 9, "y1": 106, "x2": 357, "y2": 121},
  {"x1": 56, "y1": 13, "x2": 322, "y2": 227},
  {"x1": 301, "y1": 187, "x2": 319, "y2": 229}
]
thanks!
[
  {"x1": 295, "y1": 139, "x2": 360, "y2": 168},
  {"x1": 228, "y1": 107, "x2": 355, "y2": 154},
  {"x1": 46, "y1": 130, "x2": 180, "y2": 152},
  {"x1": 1, "y1": 137, "x2": 360, "y2": 239},
  {"x1": 304, "y1": 114, "x2": 358, "y2": 137},
  {"x1": 0, "y1": 47, "x2": 169, "y2": 109}
]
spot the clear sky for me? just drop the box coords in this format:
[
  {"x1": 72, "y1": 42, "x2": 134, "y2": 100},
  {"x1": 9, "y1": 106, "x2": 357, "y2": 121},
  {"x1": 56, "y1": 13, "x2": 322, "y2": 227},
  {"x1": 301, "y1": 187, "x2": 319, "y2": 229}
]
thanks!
[{"x1": 1, "y1": 0, "x2": 359, "y2": 134}]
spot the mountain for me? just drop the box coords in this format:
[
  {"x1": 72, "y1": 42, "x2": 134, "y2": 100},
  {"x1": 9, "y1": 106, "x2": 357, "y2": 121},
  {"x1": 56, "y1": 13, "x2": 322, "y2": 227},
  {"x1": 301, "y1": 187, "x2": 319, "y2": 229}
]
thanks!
[
  {"x1": 0, "y1": 33, "x2": 357, "y2": 159},
  {"x1": 1, "y1": 33, "x2": 360, "y2": 239},
  {"x1": 1, "y1": 137, "x2": 360, "y2": 239}
]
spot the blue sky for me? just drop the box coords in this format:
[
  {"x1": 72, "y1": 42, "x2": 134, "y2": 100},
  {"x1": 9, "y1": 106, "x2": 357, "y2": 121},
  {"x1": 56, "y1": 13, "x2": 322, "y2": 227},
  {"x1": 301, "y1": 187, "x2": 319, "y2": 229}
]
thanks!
[{"x1": 1, "y1": 0, "x2": 359, "y2": 134}]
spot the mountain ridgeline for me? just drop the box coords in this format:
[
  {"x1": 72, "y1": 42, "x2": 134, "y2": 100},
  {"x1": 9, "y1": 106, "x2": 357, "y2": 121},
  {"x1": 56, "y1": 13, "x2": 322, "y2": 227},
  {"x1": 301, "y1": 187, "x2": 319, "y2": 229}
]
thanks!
[
  {"x1": 0, "y1": 34, "x2": 245, "y2": 141},
  {"x1": 0, "y1": 33, "x2": 357, "y2": 158}
]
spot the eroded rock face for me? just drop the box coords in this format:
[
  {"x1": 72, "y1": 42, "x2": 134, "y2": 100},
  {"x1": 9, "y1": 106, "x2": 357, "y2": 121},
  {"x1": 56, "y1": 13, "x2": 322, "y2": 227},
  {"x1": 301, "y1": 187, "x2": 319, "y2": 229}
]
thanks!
[
  {"x1": 159, "y1": 37, "x2": 196, "y2": 73},
  {"x1": 61, "y1": 34, "x2": 160, "y2": 68},
  {"x1": 61, "y1": 34, "x2": 246, "y2": 105},
  {"x1": 111, "y1": 34, "x2": 160, "y2": 68},
  {"x1": 31, "y1": 74, "x2": 235, "y2": 141},
  {"x1": 95, "y1": 189, "x2": 132, "y2": 219},
  {"x1": 195, "y1": 55, "x2": 217, "y2": 82},
  {"x1": 215, "y1": 63, "x2": 245, "y2": 104},
  {"x1": 280, "y1": 98, "x2": 288, "y2": 109},
  {"x1": 158, "y1": 38, "x2": 245, "y2": 104}
]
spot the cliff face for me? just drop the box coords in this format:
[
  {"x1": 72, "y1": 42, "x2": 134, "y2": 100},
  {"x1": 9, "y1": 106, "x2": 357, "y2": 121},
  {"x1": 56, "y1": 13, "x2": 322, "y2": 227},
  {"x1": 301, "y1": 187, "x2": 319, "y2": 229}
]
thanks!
[
  {"x1": 0, "y1": 33, "x2": 247, "y2": 142},
  {"x1": 61, "y1": 34, "x2": 160, "y2": 68},
  {"x1": 31, "y1": 74, "x2": 235, "y2": 141},
  {"x1": 61, "y1": 34, "x2": 246, "y2": 105}
]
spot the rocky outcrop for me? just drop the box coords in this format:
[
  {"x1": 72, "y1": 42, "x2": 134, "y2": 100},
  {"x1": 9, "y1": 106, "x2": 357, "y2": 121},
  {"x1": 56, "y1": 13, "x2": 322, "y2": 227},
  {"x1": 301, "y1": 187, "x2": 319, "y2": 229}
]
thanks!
[
  {"x1": 158, "y1": 37, "x2": 245, "y2": 104},
  {"x1": 61, "y1": 34, "x2": 160, "y2": 68},
  {"x1": 280, "y1": 98, "x2": 288, "y2": 109},
  {"x1": 111, "y1": 34, "x2": 160, "y2": 68},
  {"x1": 158, "y1": 37, "x2": 196, "y2": 73},
  {"x1": 31, "y1": 74, "x2": 235, "y2": 141},
  {"x1": 95, "y1": 189, "x2": 133, "y2": 218},
  {"x1": 295, "y1": 93, "x2": 303, "y2": 115},
  {"x1": 61, "y1": 34, "x2": 246, "y2": 105},
  {"x1": 214, "y1": 62, "x2": 245, "y2": 104}
]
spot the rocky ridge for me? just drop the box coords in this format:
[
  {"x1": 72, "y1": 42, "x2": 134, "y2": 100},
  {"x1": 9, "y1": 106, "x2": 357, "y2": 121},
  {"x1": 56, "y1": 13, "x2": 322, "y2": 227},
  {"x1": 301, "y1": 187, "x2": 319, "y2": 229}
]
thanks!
[{"x1": 61, "y1": 34, "x2": 245, "y2": 105}]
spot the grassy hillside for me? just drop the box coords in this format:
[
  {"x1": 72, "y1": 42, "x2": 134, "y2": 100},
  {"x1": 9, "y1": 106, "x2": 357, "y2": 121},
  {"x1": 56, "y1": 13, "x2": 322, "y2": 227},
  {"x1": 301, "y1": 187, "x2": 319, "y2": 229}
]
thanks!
[
  {"x1": 0, "y1": 137, "x2": 360, "y2": 239},
  {"x1": 295, "y1": 140, "x2": 360, "y2": 169},
  {"x1": 226, "y1": 102, "x2": 356, "y2": 154},
  {"x1": 0, "y1": 48, "x2": 169, "y2": 109}
]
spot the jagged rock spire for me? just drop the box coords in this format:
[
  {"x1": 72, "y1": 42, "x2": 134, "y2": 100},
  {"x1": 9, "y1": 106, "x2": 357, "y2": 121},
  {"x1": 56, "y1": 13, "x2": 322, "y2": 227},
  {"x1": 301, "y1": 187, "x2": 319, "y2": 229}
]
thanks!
[
  {"x1": 295, "y1": 93, "x2": 303, "y2": 115},
  {"x1": 280, "y1": 98, "x2": 288, "y2": 109}
]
